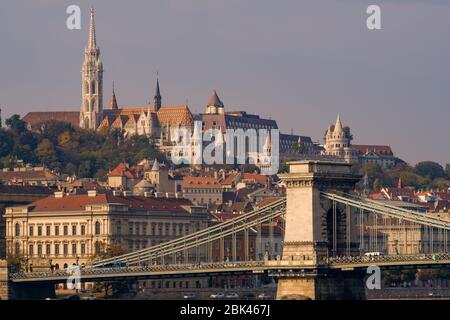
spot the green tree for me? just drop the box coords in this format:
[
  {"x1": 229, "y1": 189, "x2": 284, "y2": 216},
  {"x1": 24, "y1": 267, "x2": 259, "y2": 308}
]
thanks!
[
  {"x1": 343, "y1": 126, "x2": 353, "y2": 142},
  {"x1": 445, "y1": 164, "x2": 450, "y2": 179},
  {"x1": 415, "y1": 161, "x2": 445, "y2": 180},
  {"x1": 0, "y1": 130, "x2": 14, "y2": 157},
  {"x1": 35, "y1": 139, "x2": 60, "y2": 169},
  {"x1": 5, "y1": 114, "x2": 26, "y2": 133},
  {"x1": 7, "y1": 253, "x2": 26, "y2": 273}
]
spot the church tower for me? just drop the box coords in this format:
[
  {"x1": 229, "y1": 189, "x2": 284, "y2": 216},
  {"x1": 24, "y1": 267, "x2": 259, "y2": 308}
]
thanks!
[
  {"x1": 80, "y1": 7, "x2": 104, "y2": 129},
  {"x1": 154, "y1": 78, "x2": 162, "y2": 111}
]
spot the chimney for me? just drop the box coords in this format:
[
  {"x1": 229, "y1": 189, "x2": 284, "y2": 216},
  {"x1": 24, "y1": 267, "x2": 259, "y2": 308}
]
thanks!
[
  {"x1": 88, "y1": 190, "x2": 97, "y2": 197},
  {"x1": 54, "y1": 191, "x2": 64, "y2": 199}
]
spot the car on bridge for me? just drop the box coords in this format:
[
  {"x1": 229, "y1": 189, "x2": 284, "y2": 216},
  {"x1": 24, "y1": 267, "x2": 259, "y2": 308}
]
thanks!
[
  {"x1": 225, "y1": 292, "x2": 239, "y2": 299},
  {"x1": 182, "y1": 293, "x2": 197, "y2": 299},
  {"x1": 210, "y1": 292, "x2": 225, "y2": 299}
]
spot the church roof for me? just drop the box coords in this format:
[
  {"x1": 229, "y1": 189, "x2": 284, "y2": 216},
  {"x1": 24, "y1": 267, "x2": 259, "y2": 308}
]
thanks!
[
  {"x1": 23, "y1": 111, "x2": 80, "y2": 128},
  {"x1": 101, "y1": 105, "x2": 193, "y2": 127}
]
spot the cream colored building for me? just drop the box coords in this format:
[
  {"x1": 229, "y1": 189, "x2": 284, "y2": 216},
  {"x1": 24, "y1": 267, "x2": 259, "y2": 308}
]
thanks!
[{"x1": 4, "y1": 190, "x2": 208, "y2": 270}]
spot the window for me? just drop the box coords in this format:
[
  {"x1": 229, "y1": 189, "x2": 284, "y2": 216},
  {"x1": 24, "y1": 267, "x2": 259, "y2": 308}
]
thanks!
[
  {"x1": 128, "y1": 222, "x2": 133, "y2": 235},
  {"x1": 81, "y1": 225, "x2": 86, "y2": 235},
  {"x1": 72, "y1": 225, "x2": 77, "y2": 235},
  {"x1": 63, "y1": 243, "x2": 68, "y2": 256},
  {"x1": 95, "y1": 241, "x2": 101, "y2": 254},
  {"x1": 81, "y1": 243, "x2": 86, "y2": 255},
  {"x1": 63, "y1": 225, "x2": 68, "y2": 236},
  {"x1": 46, "y1": 225, "x2": 51, "y2": 236},
  {"x1": 15, "y1": 223, "x2": 20, "y2": 237},
  {"x1": 116, "y1": 222, "x2": 121, "y2": 235},
  {"x1": 54, "y1": 244, "x2": 60, "y2": 256},
  {"x1": 136, "y1": 222, "x2": 141, "y2": 236},
  {"x1": 46, "y1": 243, "x2": 51, "y2": 255},
  {"x1": 28, "y1": 244, "x2": 34, "y2": 256},
  {"x1": 37, "y1": 244, "x2": 42, "y2": 257},
  {"x1": 29, "y1": 226, "x2": 34, "y2": 237},
  {"x1": 72, "y1": 243, "x2": 77, "y2": 255},
  {"x1": 95, "y1": 221, "x2": 101, "y2": 235},
  {"x1": 55, "y1": 225, "x2": 60, "y2": 236},
  {"x1": 37, "y1": 226, "x2": 42, "y2": 236}
]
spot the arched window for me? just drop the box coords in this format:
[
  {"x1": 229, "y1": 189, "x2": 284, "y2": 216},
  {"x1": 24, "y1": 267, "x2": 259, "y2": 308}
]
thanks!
[
  {"x1": 91, "y1": 82, "x2": 96, "y2": 94},
  {"x1": 95, "y1": 221, "x2": 101, "y2": 235},
  {"x1": 84, "y1": 81, "x2": 89, "y2": 94},
  {"x1": 15, "y1": 223, "x2": 20, "y2": 236}
]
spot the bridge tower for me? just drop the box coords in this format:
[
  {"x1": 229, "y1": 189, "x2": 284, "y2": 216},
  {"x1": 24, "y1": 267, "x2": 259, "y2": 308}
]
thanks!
[{"x1": 275, "y1": 160, "x2": 364, "y2": 300}]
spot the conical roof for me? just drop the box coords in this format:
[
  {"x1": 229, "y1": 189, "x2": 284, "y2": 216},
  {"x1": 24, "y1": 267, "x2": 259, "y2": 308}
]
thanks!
[
  {"x1": 151, "y1": 159, "x2": 160, "y2": 171},
  {"x1": 207, "y1": 90, "x2": 224, "y2": 108}
]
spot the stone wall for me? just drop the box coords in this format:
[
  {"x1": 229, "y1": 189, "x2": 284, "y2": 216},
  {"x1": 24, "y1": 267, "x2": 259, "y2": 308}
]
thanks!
[{"x1": 0, "y1": 260, "x2": 9, "y2": 300}]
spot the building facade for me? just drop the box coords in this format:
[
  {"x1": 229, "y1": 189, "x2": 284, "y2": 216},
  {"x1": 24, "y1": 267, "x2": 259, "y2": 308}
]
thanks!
[{"x1": 4, "y1": 191, "x2": 208, "y2": 270}]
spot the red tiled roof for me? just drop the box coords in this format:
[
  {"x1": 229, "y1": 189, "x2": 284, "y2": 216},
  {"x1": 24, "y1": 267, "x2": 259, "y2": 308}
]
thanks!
[
  {"x1": 183, "y1": 176, "x2": 222, "y2": 189},
  {"x1": 23, "y1": 112, "x2": 80, "y2": 128},
  {"x1": 352, "y1": 145, "x2": 393, "y2": 156},
  {"x1": 27, "y1": 193, "x2": 193, "y2": 213},
  {"x1": 0, "y1": 169, "x2": 59, "y2": 181},
  {"x1": 242, "y1": 173, "x2": 267, "y2": 184},
  {"x1": 108, "y1": 163, "x2": 143, "y2": 179},
  {"x1": 220, "y1": 173, "x2": 241, "y2": 186}
]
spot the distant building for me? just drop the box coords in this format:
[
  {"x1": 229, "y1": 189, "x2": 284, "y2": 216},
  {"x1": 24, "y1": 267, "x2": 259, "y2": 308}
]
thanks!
[
  {"x1": 322, "y1": 115, "x2": 398, "y2": 168},
  {"x1": 0, "y1": 185, "x2": 53, "y2": 258},
  {"x1": 4, "y1": 191, "x2": 208, "y2": 270},
  {"x1": 0, "y1": 166, "x2": 60, "y2": 187},
  {"x1": 182, "y1": 176, "x2": 223, "y2": 207}
]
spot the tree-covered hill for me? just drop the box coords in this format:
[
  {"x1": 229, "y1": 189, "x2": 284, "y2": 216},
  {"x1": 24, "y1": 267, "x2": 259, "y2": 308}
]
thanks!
[{"x1": 0, "y1": 114, "x2": 166, "y2": 180}]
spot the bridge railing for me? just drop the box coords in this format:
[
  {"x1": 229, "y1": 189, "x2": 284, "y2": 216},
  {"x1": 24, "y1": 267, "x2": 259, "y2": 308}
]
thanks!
[
  {"x1": 91, "y1": 198, "x2": 286, "y2": 267},
  {"x1": 321, "y1": 192, "x2": 450, "y2": 230}
]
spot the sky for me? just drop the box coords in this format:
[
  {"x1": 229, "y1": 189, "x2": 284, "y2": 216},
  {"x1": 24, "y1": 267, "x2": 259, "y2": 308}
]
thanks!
[{"x1": 0, "y1": 0, "x2": 449, "y2": 166}]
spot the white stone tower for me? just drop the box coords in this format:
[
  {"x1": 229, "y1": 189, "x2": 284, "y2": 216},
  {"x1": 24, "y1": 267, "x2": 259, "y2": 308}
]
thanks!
[{"x1": 80, "y1": 7, "x2": 103, "y2": 129}]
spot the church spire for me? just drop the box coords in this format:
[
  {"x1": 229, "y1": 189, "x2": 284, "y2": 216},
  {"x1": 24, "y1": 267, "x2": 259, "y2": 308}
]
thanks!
[
  {"x1": 334, "y1": 114, "x2": 343, "y2": 134},
  {"x1": 80, "y1": 7, "x2": 103, "y2": 129},
  {"x1": 110, "y1": 82, "x2": 118, "y2": 110},
  {"x1": 88, "y1": 7, "x2": 97, "y2": 50},
  {"x1": 154, "y1": 78, "x2": 162, "y2": 111}
]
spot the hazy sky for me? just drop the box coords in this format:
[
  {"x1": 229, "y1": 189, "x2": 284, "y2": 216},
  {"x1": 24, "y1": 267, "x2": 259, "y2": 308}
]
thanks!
[{"x1": 0, "y1": 0, "x2": 449, "y2": 166}]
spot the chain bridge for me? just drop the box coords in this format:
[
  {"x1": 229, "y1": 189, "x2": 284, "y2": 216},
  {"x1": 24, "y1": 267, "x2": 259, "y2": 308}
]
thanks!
[{"x1": 2, "y1": 160, "x2": 450, "y2": 300}]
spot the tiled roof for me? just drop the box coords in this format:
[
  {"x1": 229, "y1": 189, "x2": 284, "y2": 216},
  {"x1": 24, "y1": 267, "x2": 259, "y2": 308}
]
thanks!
[
  {"x1": 183, "y1": 176, "x2": 222, "y2": 189},
  {"x1": 0, "y1": 169, "x2": 59, "y2": 181},
  {"x1": 26, "y1": 193, "x2": 193, "y2": 213},
  {"x1": 0, "y1": 185, "x2": 53, "y2": 195},
  {"x1": 353, "y1": 145, "x2": 393, "y2": 156},
  {"x1": 108, "y1": 162, "x2": 143, "y2": 179},
  {"x1": 220, "y1": 173, "x2": 241, "y2": 185},
  {"x1": 23, "y1": 111, "x2": 80, "y2": 128},
  {"x1": 242, "y1": 173, "x2": 267, "y2": 184},
  {"x1": 100, "y1": 105, "x2": 193, "y2": 129},
  {"x1": 156, "y1": 105, "x2": 193, "y2": 126}
]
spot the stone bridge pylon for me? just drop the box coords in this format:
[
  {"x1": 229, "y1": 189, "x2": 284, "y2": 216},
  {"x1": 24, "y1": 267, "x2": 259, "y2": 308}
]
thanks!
[{"x1": 274, "y1": 160, "x2": 365, "y2": 300}]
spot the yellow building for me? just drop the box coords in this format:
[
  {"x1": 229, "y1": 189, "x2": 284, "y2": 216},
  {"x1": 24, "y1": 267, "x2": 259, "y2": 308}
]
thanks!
[{"x1": 4, "y1": 190, "x2": 208, "y2": 270}]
